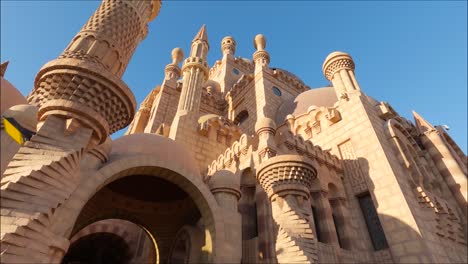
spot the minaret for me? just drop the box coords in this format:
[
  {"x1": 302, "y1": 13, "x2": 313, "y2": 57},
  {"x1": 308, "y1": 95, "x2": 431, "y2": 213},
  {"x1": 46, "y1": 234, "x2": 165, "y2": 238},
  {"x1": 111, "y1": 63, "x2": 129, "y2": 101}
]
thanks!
[
  {"x1": 169, "y1": 25, "x2": 209, "y2": 141},
  {"x1": 322, "y1": 51, "x2": 361, "y2": 101},
  {"x1": 27, "y1": 0, "x2": 161, "y2": 146},
  {"x1": 1, "y1": 1, "x2": 161, "y2": 263}
]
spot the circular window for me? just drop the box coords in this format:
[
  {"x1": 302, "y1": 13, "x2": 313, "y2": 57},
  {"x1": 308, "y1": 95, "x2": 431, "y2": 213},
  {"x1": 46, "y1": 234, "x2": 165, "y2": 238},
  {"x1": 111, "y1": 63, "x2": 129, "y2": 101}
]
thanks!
[
  {"x1": 272, "y1": 86, "x2": 282, "y2": 96},
  {"x1": 233, "y1": 68, "x2": 240, "y2": 75}
]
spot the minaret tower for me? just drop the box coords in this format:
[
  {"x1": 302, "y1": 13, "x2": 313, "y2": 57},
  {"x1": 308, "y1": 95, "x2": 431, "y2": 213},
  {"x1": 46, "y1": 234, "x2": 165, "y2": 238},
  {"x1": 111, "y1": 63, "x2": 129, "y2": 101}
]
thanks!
[
  {"x1": 1, "y1": 1, "x2": 160, "y2": 263},
  {"x1": 169, "y1": 25, "x2": 209, "y2": 143},
  {"x1": 322, "y1": 51, "x2": 361, "y2": 101}
]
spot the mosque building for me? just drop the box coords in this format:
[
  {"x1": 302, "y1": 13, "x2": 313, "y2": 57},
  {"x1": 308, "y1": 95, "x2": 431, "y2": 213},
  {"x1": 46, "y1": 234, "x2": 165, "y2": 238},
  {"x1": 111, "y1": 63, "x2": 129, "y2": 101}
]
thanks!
[{"x1": 1, "y1": 0, "x2": 466, "y2": 263}]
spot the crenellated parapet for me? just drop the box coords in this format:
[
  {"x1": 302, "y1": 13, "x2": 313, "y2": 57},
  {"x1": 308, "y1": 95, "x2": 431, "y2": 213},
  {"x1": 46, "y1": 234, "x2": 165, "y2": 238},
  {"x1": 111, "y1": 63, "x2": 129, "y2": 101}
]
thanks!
[
  {"x1": 276, "y1": 106, "x2": 342, "y2": 141},
  {"x1": 275, "y1": 131, "x2": 342, "y2": 172},
  {"x1": 207, "y1": 134, "x2": 252, "y2": 175}
]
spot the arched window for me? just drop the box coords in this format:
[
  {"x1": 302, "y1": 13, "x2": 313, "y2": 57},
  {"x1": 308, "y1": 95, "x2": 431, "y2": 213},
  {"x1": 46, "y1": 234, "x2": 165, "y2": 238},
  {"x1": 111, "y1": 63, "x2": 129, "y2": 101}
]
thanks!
[{"x1": 234, "y1": 110, "x2": 249, "y2": 125}]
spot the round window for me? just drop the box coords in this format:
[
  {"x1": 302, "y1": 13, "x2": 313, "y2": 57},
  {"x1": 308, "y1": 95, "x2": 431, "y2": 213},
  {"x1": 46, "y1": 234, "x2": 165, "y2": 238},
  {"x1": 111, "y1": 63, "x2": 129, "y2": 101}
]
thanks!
[
  {"x1": 272, "y1": 86, "x2": 282, "y2": 96},
  {"x1": 233, "y1": 68, "x2": 240, "y2": 75}
]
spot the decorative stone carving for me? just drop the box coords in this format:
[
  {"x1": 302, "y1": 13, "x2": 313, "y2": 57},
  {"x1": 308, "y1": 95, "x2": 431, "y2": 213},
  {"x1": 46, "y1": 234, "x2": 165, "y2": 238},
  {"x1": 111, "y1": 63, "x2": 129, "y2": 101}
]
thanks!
[{"x1": 257, "y1": 155, "x2": 318, "y2": 263}]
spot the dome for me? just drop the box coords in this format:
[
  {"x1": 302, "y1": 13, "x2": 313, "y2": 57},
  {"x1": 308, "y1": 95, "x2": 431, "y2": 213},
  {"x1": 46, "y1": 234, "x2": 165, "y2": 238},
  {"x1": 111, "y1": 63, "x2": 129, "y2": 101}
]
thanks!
[
  {"x1": 3, "y1": 104, "x2": 38, "y2": 132},
  {"x1": 1, "y1": 77, "x2": 27, "y2": 115},
  {"x1": 208, "y1": 170, "x2": 240, "y2": 192},
  {"x1": 109, "y1": 133, "x2": 199, "y2": 175},
  {"x1": 275, "y1": 86, "x2": 338, "y2": 124}
]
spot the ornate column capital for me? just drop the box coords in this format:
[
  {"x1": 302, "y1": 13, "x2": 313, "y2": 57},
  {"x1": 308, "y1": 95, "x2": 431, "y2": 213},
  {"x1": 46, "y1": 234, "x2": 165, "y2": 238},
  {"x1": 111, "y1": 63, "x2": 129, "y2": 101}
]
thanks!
[{"x1": 257, "y1": 155, "x2": 317, "y2": 199}]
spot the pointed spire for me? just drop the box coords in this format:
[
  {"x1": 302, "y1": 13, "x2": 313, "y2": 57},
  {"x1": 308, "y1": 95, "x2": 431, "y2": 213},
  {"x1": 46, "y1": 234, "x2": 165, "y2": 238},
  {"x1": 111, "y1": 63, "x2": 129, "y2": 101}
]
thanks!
[
  {"x1": 413, "y1": 110, "x2": 435, "y2": 134},
  {"x1": 1, "y1": 61, "x2": 9, "y2": 78},
  {"x1": 193, "y1": 24, "x2": 208, "y2": 43}
]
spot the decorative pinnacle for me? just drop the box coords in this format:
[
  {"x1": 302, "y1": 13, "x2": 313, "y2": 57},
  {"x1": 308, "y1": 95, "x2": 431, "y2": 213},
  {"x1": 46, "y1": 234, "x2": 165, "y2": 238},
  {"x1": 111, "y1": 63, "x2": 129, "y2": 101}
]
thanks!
[
  {"x1": 171, "y1": 47, "x2": 184, "y2": 65},
  {"x1": 322, "y1": 51, "x2": 355, "y2": 81},
  {"x1": 254, "y1": 34, "x2": 266, "y2": 51},
  {"x1": 193, "y1": 24, "x2": 209, "y2": 43}
]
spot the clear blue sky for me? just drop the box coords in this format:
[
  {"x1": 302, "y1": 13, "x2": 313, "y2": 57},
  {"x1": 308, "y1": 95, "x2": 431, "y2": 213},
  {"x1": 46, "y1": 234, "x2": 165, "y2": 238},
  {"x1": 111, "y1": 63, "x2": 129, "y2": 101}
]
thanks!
[{"x1": 1, "y1": 1, "x2": 467, "y2": 153}]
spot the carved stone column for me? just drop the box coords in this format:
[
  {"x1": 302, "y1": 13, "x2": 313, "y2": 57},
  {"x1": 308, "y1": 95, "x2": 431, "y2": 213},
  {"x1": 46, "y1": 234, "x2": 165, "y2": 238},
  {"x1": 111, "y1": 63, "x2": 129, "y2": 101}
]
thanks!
[{"x1": 257, "y1": 155, "x2": 318, "y2": 263}]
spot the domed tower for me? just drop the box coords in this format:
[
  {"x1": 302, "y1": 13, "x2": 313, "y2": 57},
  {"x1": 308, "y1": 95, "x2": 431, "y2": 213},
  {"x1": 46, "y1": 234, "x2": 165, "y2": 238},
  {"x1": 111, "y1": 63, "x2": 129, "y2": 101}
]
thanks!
[{"x1": 322, "y1": 51, "x2": 361, "y2": 101}]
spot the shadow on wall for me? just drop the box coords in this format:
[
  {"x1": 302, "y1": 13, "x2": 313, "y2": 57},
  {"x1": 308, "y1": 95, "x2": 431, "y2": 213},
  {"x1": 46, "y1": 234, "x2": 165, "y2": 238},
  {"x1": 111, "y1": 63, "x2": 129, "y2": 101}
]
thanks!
[{"x1": 338, "y1": 157, "x2": 467, "y2": 264}]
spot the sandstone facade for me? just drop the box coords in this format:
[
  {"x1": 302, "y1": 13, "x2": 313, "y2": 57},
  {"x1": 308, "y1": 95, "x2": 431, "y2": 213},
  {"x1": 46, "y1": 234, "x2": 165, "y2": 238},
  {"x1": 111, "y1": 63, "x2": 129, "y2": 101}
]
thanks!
[{"x1": 1, "y1": 1, "x2": 467, "y2": 263}]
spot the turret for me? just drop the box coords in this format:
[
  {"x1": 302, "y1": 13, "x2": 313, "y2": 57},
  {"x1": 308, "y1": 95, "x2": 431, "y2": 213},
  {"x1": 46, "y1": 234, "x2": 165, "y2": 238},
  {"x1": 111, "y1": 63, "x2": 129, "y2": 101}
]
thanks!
[
  {"x1": 176, "y1": 25, "x2": 209, "y2": 115},
  {"x1": 322, "y1": 51, "x2": 361, "y2": 101},
  {"x1": 27, "y1": 0, "x2": 161, "y2": 146},
  {"x1": 221, "y1": 36, "x2": 236, "y2": 57}
]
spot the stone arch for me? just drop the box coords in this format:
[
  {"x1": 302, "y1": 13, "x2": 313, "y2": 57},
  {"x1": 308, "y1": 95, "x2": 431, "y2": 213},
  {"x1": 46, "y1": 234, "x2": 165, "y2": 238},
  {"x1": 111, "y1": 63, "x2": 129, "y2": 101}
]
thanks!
[
  {"x1": 52, "y1": 156, "x2": 225, "y2": 263},
  {"x1": 167, "y1": 225, "x2": 204, "y2": 264},
  {"x1": 66, "y1": 218, "x2": 158, "y2": 264}
]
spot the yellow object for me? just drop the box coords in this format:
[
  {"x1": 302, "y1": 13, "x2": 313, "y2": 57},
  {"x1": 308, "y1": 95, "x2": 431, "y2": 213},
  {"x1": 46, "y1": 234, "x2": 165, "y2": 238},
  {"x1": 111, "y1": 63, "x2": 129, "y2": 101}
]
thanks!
[{"x1": 3, "y1": 117, "x2": 34, "y2": 145}]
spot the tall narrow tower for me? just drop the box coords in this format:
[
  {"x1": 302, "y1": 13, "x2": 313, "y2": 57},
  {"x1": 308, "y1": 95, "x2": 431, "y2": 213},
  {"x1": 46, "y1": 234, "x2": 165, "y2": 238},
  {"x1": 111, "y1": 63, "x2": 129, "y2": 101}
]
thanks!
[
  {"x1": 169, "y1": 25, "x2": 209, "y2": 145},
  {"x1": 1, "y1": 1, "x2": 161, "y2": 263}
]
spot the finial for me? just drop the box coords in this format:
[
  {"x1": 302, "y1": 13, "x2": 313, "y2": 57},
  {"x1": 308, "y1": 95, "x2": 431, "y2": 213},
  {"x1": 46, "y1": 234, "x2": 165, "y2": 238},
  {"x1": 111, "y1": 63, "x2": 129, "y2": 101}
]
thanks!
[
  {"x1": 0, "y1": 61, "x2": 9, "y2": 78},
  {"x1": 253, "y1": 34, "x2": 270, "y2": 66},
  {"x1": 322, "y1": 51, "x2": 355, "y2": 81},
  {"x1": 171, "y1": 47, "x2": 184, "y2": 65},
  {"x1": 221, "y1": 36, "x2": 236, "y2": 55},
  {"x1": 254, "y1": 34, "x2": 266, "y2": 51},
  {"x1": 193, "y1": 24, "x2": 208, "y2": 43}
]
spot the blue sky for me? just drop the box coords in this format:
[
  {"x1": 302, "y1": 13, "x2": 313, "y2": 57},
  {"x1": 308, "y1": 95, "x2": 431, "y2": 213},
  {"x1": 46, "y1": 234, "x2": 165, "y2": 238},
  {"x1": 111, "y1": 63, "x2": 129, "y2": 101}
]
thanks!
[{"x1": 1, "y1": 1, "x2": 466, "y2": 153}]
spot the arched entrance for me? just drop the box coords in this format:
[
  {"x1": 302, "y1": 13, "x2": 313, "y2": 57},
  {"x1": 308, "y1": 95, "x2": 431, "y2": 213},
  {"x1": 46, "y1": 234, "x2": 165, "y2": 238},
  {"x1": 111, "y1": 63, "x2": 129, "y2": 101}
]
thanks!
[
  {"x1": 63, "y1": 218, "x2": 157, "y2": 264},
  {"x1": 47, "y1": 134, "x2": 230, "y2": 263},
  {"x1": 68, "y1": 172, "x2": 207, "y2": 263}
]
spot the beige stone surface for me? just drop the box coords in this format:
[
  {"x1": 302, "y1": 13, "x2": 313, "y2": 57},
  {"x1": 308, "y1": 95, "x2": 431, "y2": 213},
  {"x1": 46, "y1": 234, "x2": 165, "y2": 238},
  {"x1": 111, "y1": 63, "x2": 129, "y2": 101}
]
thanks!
[{"x1": 1, "y1": 1, "x2": 467, "y2": 263}]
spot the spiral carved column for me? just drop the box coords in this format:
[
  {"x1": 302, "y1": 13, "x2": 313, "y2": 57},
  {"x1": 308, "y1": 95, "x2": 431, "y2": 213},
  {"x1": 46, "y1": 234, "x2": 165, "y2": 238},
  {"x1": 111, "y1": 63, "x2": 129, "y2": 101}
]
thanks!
[{"x1": 257, "y1": 155, "x2": 318, "y2": 263}]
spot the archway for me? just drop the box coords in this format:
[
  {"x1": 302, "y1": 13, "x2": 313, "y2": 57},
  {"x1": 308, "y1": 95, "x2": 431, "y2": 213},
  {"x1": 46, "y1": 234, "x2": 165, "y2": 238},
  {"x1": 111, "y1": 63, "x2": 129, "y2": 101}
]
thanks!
[
  {"x1": 69, "y1": 173, "x2": 206, "y2": 263},
  {"x1": 63, "y1": 218, "x2": 157, "y2": 264}
]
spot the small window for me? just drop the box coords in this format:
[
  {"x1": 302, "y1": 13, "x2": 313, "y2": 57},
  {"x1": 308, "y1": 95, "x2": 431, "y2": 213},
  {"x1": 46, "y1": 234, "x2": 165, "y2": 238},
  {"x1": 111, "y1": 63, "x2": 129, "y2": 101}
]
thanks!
[
  {"x1": 234, "y1": 110, "x2": 249, "y2": 125},
  {"x1": 217, "y1": 70, "x2": 222, "y2": 77},
  {"x1": 233, "y1": 68, "x2": 240, "y2": 75},
  {"x1": 272, "y1": 86, "x2": 282, "y2": 96}
]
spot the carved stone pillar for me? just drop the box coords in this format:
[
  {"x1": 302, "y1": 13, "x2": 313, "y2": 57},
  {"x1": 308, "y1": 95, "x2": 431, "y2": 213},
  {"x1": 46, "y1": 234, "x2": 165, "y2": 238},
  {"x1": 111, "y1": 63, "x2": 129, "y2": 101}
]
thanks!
[
  {"x1": 329, "y1": 198, "x2": 353, "y2": 250},
  {"x1": 257, "y1": 155, "x2": 318, "y2": 263},
  {"x1": 311, "y1": 191, "x2": 340, "y2": 247}
]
